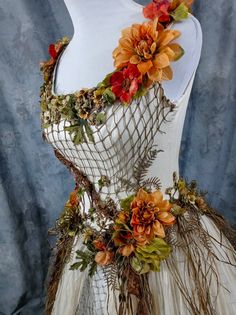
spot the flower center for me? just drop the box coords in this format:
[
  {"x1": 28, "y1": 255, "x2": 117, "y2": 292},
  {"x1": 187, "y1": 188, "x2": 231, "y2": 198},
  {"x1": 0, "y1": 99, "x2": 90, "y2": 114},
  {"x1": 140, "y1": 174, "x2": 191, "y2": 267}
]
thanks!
[
  {"x1": 136, "y1": 40, "x2": 154, "y2": 60},
  {"x1": 122, "y1": 78, "x2": 131, "y2": 91}
]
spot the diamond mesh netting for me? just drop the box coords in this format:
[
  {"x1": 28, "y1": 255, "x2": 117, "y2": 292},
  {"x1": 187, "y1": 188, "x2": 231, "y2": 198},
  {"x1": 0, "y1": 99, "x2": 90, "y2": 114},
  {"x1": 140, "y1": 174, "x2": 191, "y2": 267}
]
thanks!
[
  {"x1": 43, "y1": 83, "x2": 175, "y2": 200},
  {"x1": 75, "y1": 267, "x2": 108, "y2": 315},
  {"x1": 42, "y1": 82, "x2": 175, "y2": 315}
]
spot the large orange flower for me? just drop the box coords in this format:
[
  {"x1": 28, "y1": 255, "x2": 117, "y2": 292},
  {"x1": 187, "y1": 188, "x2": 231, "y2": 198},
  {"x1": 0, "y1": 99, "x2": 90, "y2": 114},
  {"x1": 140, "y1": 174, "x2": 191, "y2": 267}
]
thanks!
[
  {"x1": 131, "y1": 189, "x2": 175, "y2": 245},
  {"x1": 112, "y1": 18, "x2": 184, "y2": 83}
]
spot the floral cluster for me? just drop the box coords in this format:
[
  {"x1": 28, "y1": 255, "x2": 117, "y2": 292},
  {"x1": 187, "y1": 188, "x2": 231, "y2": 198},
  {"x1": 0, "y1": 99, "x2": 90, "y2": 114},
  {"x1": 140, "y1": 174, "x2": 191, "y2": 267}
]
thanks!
[
  {"x1": 70, "y1": 188, "x2": 176, "y2": 275},
  {"x1": 40, "y1": 1, "x2": 190, "y2": 144},
  {"x1": 111, "y1": 18, "x2": 184, "y2": 97},
  {"x1": 143, "y1": 0, "x2": 193, "y2": 24},
  {"x1": 68, "y1": 174, "x2": 212, "y2": 277},
  {"x1": 98, "y1": 16, "x2": 185, "y2": 105},
  {"x1": 166, "y1": 172, "x2": 209, "y2": 216}
]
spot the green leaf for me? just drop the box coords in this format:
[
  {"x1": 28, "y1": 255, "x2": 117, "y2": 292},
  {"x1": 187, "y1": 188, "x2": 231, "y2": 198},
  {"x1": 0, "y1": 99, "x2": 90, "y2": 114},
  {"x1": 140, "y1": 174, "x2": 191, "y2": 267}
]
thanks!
[
  {"x1": 88, "y1": 261, "x2": 97, "y2": 277},
  {"x1": 150, "y1": 260, "x2": 161, "y2": 272},
  {"x1": 77, "y1": 187, "x2": 85, "y2": 197},
  {"x1": 71, "y1": 249, "x2": 97, "y2": 275},
  {"x1": 131, "y1": 256, "x2": 150, "y2": 274},
  {"x1": 170, "y1": 3, "x2": 189, "y2": 21},
  {"x1": 68, "y1": 230, "x2": 76, "y2": 237},
  {"x1": 84, "y1": 123, "x2": 95, "y2": 143},
  {"x1": 103, "y1": 88, "x2": 116, "y2": 104},
  {"x1": 41, "y1": 101, "x2": 47, "y2": 111},
  {"x1": 70, "y1": 262, "x2": 82, "y2": 270},
  {"x1": 133, "y1": 238, "x2": 172, "y2": 272},
  {"x1": 133, "y1": 85, "x2": 148, "y2": 99},
  {"x1": 95, "y1": 112, "x2": 106, "y2": 125},
  {"x1": 61, "y1": 107, "x2": 76, "y2": 120},
  {"x1": 88, "y1": 207, "x2": 96, "y2": 215},
  {"x1": 97, "y1": 72, "x2": 114, "y2": 88},
  {"x1": 120, "y1": 195, "x2": 135, "y2": 211},
  {"x1": 64, "y1": 125, "x2": 80, "y2": 133},
  {"x1": 137, "y1": 238, "x2": 171, "y2": 257},
  {"x1": 42, "y1": 123, "x2": 50, "y2": 129},
  {"x1": 73, "y1": 126, "x2": 86, "y2": 145}
]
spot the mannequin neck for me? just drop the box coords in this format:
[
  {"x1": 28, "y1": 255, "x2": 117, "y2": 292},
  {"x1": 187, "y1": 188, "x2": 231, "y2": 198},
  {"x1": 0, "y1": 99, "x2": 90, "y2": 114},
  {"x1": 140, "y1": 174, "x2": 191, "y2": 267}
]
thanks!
[{"x1": 63, "y1": 0, "x2": 144, "y2": 32}]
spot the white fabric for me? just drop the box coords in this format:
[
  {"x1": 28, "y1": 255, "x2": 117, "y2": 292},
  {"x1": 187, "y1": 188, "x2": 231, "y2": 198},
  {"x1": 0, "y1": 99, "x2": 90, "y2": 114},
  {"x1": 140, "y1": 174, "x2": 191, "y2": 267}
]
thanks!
[{"x1": 48, "y1": 1, "x2": 236, "y2": 314}]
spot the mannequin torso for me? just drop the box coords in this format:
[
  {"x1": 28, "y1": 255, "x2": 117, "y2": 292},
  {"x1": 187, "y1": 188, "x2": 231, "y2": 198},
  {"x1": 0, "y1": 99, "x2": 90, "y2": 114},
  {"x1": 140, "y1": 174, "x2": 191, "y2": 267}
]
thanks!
[{"x1": 49, "y1": 0, "x2": 202, "y2": 195}]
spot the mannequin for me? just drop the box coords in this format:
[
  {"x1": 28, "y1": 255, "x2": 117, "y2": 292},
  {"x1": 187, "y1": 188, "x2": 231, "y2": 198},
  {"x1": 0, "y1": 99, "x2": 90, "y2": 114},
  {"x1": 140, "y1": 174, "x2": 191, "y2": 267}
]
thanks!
[
  {"x1": 51, "y1": 0, "x2": 203, "y2": 193},
  {"x1": 43, "y1": 3, "x2": 236, "y2": 315}
]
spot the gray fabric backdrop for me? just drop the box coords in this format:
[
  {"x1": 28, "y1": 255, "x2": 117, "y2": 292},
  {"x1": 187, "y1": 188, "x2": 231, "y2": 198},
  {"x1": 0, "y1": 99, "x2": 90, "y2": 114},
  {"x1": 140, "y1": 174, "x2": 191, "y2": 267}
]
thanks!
[{"x1": 0, "y1": 0, "x2": 235, "y2": 314}]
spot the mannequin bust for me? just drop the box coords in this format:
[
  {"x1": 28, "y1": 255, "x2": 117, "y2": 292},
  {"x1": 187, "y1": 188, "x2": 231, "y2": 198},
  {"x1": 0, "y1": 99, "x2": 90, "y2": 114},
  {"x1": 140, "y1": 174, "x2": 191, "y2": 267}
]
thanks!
[
  {"x1": 54, "y1": 0, "x2": 202, "y2": 101},
  {"x1": 50, "y1": 0, "x2": 203, "y2": 193}
]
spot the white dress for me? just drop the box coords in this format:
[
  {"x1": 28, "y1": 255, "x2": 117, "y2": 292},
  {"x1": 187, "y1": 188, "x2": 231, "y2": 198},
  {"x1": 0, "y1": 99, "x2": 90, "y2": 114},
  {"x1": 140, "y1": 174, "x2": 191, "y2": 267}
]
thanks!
[
  {"x1": 42, "y1": 78, "x2": 236, "y2": 315},
  {"x1": 41, "y1": 2, "x2": 236, "y2": 315}
]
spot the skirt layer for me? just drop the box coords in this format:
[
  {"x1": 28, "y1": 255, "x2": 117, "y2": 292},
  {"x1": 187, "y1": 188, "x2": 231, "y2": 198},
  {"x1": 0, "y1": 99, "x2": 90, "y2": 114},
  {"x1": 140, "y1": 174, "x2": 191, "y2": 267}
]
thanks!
[{"x1": 51, "y1": 215, "x2": 236, "y2": 315}]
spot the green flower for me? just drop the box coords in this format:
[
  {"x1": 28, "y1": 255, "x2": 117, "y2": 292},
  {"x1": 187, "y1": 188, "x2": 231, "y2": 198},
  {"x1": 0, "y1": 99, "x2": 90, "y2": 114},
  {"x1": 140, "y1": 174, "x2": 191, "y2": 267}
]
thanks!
[{"x1": 131, "y1": 238, "x2": 172, "y2": 274}]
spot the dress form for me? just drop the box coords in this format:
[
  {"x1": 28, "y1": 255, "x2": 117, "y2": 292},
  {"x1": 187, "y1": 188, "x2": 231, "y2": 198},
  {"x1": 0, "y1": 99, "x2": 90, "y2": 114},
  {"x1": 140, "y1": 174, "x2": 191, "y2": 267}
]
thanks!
[
  {"x1": 41, "y1": 4, "x2": 236, "y2": 315},
  {"x1": 50, "y1": 0, "x2": 202, "y2": 193}
]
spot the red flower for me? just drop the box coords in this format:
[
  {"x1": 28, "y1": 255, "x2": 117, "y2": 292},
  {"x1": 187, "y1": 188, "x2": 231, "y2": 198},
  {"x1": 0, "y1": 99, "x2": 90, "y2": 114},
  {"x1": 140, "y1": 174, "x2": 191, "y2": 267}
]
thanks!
[
  {"x1": 143, "y1": 0, "x2": 171, "y2": 22},
  {"x1": 48, "y1": 43, "x2": 62, "y2": 60},
  {"x1": 110, "y1": 64, "x2": 141, "y2": 104},
  {"x1": 48, "y1": 44, "x2": 57, "y2": 59}
]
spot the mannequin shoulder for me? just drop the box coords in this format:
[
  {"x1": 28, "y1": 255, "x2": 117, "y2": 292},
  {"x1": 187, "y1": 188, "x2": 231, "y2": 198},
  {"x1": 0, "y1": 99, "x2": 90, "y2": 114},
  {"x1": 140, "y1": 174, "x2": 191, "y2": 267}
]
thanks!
[{"x1": 162, "y1": 14, "x2": 203, "y2": 102}]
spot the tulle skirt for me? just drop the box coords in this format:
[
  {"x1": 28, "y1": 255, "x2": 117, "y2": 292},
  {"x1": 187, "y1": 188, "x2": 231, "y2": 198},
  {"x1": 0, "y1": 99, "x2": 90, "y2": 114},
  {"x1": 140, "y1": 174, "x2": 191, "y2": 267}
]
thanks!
[{"x1": 51, "y1": 214, "x2": 236, "y2": 315}]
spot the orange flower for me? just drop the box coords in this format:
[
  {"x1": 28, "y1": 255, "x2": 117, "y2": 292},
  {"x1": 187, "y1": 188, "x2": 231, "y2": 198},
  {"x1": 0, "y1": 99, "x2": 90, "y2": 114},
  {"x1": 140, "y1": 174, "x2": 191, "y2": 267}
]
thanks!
[
  {"x1": 93, "y1": 239, "x2": 106, "y2": 251},
  {"x1": 118, "y1": 244, "x2": 135, "y2": 257},
  {"x1": 131, "y1": 189, "x2": 175, "y2": 244},
  {"x1": 95, "y1": 250, "x2": 114, "y2": 266},
  {"x1": 65, "y1": 190, "x2": 80, "y2": 208},
  {"x1": 112, "y1": 18, "x2": 184, "y2": 83},
  {"x1": 113, "y1": 228, "x2": 133, "y2": 246}
]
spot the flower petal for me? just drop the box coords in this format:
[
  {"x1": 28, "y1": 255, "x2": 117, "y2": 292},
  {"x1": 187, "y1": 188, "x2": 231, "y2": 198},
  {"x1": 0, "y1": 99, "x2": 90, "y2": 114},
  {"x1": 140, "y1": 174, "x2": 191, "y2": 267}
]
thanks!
[
  {"x1": 119, "y1": 244, "x2": 135, "y2": 257},
  {"x1": 157, "y1": 212, "x2": 176, "y2": 225},
  {"x1": 95, "y1": 251, "x2": 114, "y2": 266},
  {"x1": 130, "y1": 54, "x2": 142, "y2": 64},
  {"x1": 137, "y1": 60, "x2": 153, "y2": 75},
  {"x1": 129, "y1": 78, "x2": 139, "y2": 96},
  {"x1": 151, "y1": 190, "x2": 163, "y2": 204},
  {"x1": 152, "y1": 220, "x2": 165, "y2": 238},
  {"x1": 147, "y1": 66, "x2": 163, "y2": 82},
  {"x1": 158, "y1": 30, "x2": 181, "y2": 48},
  {"x1": 153, "y1": 52, "x2": 170, "y2": 69},
  {"x1": 162, "y1": 66, "x2": 173, "y2": 80},
  {"x1": 167, "y1": 43, "x2": 185, "y2": 61},
  {"x1": 136, "y1": 188, "x2": 150, "y2": 203}
]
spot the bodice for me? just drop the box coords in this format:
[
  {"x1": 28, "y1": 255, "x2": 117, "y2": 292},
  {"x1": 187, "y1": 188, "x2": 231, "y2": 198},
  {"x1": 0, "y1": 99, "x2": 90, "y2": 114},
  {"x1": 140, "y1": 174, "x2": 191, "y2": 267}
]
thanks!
[
  {"x1": 44, "y1": 76, "x2": 194, "y2": 201},
  {"x1": 42, "y1": 1, "x2": 202, "y2": 201}
]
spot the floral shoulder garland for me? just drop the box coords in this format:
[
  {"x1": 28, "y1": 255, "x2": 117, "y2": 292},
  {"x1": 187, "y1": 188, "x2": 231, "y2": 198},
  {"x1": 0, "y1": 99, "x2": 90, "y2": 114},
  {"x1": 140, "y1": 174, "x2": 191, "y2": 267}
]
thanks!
[{"x1": 40, "y1": 0, "x2": 192, "y2": 145}]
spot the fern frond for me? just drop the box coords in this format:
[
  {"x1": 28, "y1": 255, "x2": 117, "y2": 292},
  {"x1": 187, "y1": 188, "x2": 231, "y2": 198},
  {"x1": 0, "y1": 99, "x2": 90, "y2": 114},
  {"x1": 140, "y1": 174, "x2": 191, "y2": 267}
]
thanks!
[
  {"x1": 141, "y1": 177, "x2": 162, "y2": 190},
  {"x1": 133, "y1": 147, "x2": 162, "y2": 185},
  {"x1": 103, "y1": 262, "x2": 119, "y2": 291}
]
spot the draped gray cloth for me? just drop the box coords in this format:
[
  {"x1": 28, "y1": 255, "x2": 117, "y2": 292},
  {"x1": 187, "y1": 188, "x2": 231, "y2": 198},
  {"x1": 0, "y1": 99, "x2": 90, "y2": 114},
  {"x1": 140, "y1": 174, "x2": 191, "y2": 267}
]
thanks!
[{"x1": 0, "y1": 0, "x2": 235, "y2": 314}]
